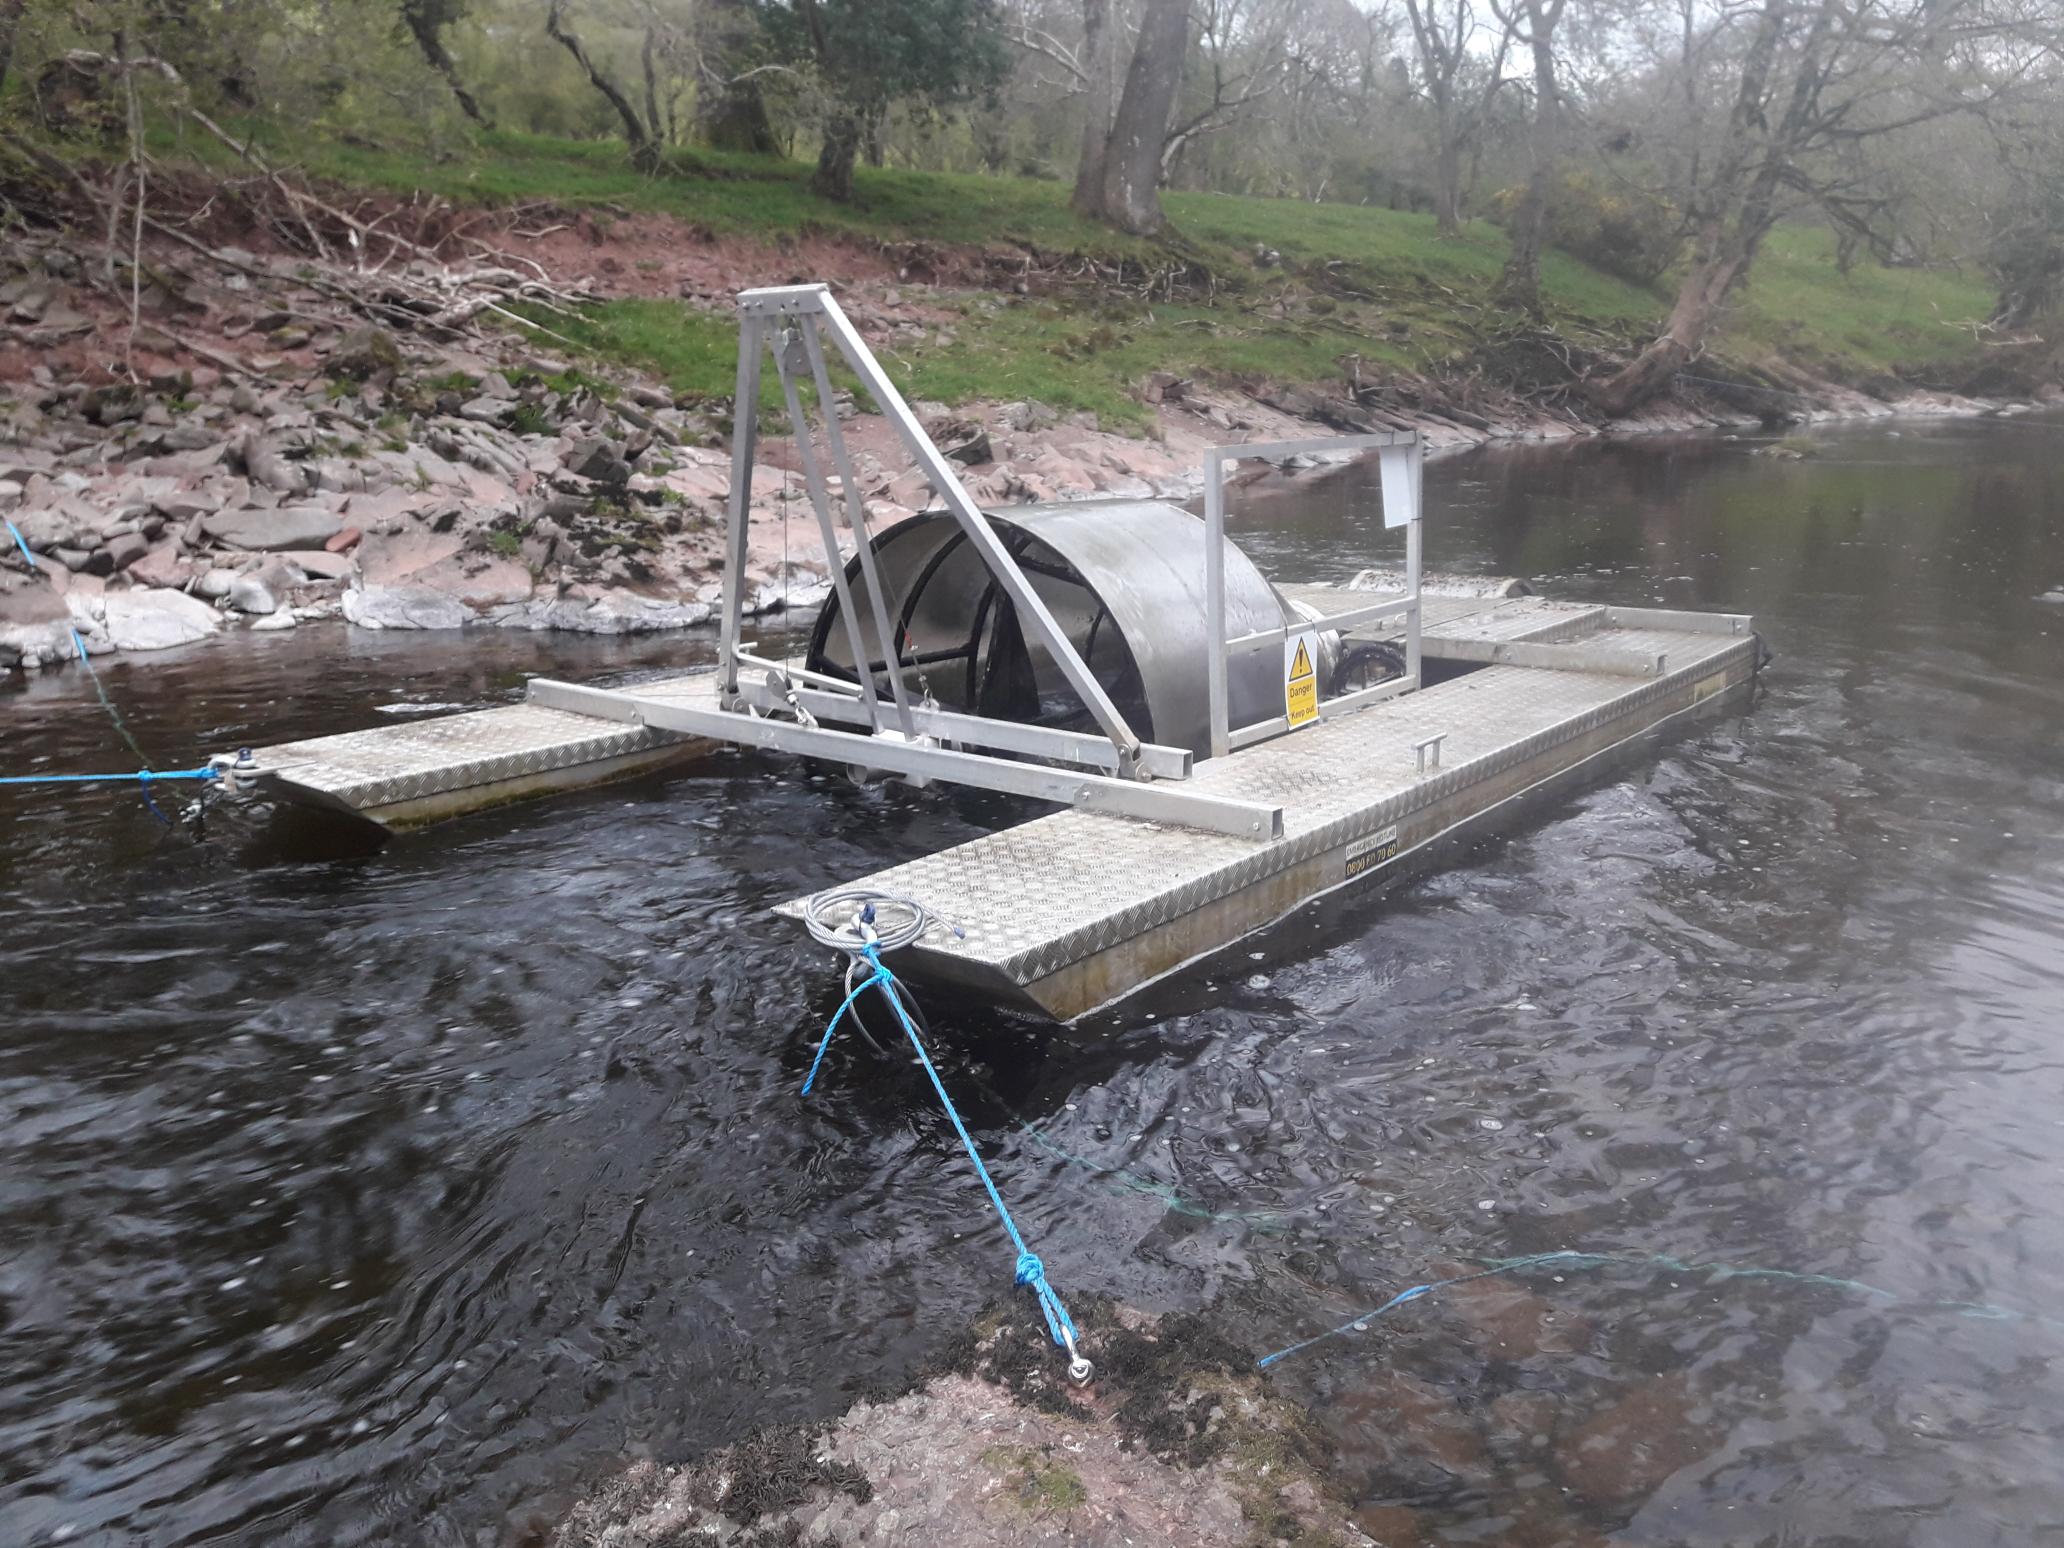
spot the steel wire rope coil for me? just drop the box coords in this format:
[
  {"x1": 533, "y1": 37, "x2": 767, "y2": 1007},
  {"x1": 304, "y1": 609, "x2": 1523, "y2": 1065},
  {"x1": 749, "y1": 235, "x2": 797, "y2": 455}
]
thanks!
[{"x1": 803, "y1": 886, "x2": 932, "y2": 954}]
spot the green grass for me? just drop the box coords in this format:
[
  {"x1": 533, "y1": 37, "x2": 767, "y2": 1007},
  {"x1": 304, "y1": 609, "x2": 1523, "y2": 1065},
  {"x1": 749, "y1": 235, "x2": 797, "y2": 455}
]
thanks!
[
  {"x1": 150, "y1": 124, "x2": 1999, "y2": 414},
  {"x1": 1723, "y1": 226, "x2": 1994, "y2": 378}
]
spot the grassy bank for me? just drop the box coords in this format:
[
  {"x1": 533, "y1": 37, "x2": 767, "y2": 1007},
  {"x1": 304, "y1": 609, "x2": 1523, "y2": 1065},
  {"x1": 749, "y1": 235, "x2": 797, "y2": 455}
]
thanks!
[{"x1": 165, "y1": 128, "x2": 2001, "y2": 422}]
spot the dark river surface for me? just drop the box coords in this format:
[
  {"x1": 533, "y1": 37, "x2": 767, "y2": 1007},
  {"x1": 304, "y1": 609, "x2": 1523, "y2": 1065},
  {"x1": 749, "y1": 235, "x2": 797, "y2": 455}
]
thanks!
[{"x1": 5, "y1": 414, "x2": 2064, "y2": 1546}]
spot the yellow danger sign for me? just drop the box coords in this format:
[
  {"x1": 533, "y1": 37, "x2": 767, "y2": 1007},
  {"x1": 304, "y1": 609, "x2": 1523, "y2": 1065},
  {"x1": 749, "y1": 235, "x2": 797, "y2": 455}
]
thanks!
[{"x1": 1284, "y1": 630, "x2": 1320, "y2": 729}]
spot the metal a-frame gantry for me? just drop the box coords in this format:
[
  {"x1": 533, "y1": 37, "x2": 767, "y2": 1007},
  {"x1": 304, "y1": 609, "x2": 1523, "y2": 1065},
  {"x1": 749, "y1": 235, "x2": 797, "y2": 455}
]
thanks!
[{"x1": 527, "y1": 284, "x2": 1424, "y2": 841}]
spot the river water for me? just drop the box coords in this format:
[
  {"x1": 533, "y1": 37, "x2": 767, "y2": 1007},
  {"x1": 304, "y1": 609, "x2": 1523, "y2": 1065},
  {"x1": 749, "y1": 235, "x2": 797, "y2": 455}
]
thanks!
[{"x1": 4, "y1": 415, "x2": 2062, "y2": 1546}]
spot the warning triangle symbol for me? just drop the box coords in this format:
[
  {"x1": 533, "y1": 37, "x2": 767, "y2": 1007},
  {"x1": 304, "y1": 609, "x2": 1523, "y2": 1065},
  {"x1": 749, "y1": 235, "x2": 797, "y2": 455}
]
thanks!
[{"x1": 1289, "y1": 639, "x2": 1313, "y2": 681}]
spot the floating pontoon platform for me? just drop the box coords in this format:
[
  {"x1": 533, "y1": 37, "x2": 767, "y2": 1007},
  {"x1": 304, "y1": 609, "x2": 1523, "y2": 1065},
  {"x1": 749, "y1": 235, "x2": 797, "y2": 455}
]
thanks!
[
  {"x1": 256, "y1": 588, "x2": 1757, "y2": 1018},
  {"x1": 250, "y1": 281, "x2": 1763, "y2": 1023}
]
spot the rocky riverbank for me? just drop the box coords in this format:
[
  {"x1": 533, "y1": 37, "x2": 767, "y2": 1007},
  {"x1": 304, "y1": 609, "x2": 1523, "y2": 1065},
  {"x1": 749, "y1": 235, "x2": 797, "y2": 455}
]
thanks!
[
  {"x1": 549, "y1": 1303, "x2": 1374, "y2": 1548},
  {"x1": 1, "y1": 228, "x2": 2045, "y2": 675}
]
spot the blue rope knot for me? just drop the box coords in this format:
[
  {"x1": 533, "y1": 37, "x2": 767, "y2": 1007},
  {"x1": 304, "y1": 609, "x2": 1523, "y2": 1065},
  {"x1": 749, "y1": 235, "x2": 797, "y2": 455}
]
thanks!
[{"x1": 804, "y1": 947, "x2": 1083, "y2": 1361}]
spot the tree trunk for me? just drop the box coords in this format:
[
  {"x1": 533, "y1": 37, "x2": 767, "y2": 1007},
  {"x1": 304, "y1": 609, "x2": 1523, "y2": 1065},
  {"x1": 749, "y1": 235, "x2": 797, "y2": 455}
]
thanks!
[
  {"x1": 1496, "y1": 0, "x2": 1561, "y2": 312},
  {"x1": 1431, "y1": 114, "x2": 1460, "y2": 236},
  {"x1": 1068, "y1": 0, "x2": 1115, "y2": 216},
  {"x1": 641, "y1": 26, "x2": 662, "y2": 145},
  {"x1": 812, "y1": 111, "x2": 860, "y2": 201},
  {"x1": 546, "y1": 0, "x2": 660, "y2": 172},
  {"x1": 692, "y1": 0, "x2": 776, "y2": 153},
  {"x1": 1087, "y1": 0, "x2": 1190, "y2": 234},
  {"x1": 402, "y1": 0, "x2": 490, "y2": 125},
  {"x1": 698, "y1": 78, "x2": 778, "y2": 155},
  {"x1": 0, "y1": 0, "x2": 25, "y2": 100},
  {"x1": 1588, "y1": 229, "x2": 1748, "y2": 416}
]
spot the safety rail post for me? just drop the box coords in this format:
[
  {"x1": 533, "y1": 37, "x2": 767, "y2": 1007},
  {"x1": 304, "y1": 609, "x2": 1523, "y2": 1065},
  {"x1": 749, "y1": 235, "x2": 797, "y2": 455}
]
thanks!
[
  {"x1": 717, "y1": 312, "x2": 764, "y2": 701},
  {"x1": 1205, "y1": 447, "x2": 1231, "y2": 760},
  {"x1": 1204, "y1": 432, "x2": 1424, "y2": 759},
  {"x1": 1378, "y1": 436, "x2": 1424, "y2": 689}
]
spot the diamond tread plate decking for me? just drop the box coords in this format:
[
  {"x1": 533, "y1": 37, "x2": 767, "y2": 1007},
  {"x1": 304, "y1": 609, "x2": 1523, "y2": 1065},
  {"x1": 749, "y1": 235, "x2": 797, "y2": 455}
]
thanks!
[{"x1": 783, "y1": 620, "x2": 1753, "y2": 992}]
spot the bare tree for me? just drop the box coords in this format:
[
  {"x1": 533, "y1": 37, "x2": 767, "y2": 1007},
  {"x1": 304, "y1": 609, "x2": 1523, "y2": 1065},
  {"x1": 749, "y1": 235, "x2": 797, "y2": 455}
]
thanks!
[
  {"x1": 1401, "y1": 0, "x2": 1514, "y2": 235},
  {"x1": 1071, "y1": 0, "x2": 1119, "y2": 212},
  {"x1": 400, "y1": 0, "x2": 491, "y2": 125},
  {"x1": 1160, "y1": 0, "x2": 1291, "y2": 181},
  {"x1": 1491, "y1": 0, "x2": 1566, "y2": 310},
  {"x1": 1589, "y1": 0, "x2": 2052, "y2": 415},
  {"x1": 546, "y1": 0, "x2": 663, "y2": 171}
]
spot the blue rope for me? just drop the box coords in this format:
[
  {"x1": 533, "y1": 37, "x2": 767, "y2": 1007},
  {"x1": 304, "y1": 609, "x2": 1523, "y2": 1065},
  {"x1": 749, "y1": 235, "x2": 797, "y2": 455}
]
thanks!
[
  {"x1": 5, "y1": 517, "x2": 37, "y2": 570},
  {"x1": 1256, "y1": 1247, "x2": 2064, "y2": 1371},
  {"x1": 804, "y1": 943, "x2": 1082, "y2": 1355},
  {"x1": 0, "y1": 767, "x2": 214, "y2": 786}
]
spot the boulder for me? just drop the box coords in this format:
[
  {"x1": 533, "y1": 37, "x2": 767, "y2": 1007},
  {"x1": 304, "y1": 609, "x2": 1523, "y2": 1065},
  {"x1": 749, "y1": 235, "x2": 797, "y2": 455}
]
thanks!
[
  {"x1": 127, "y1": 540, "x2": 191, "y2": 590},
  {"x1": 12, "y1": 499, "x2": 97, "y2": 553},
  {"x1": 459, "y1": 396, "x2": 511, "y2": 423},
  {"x1": 937, "y1": 421, "x2": 993, "y2": 466},
  {"x1": 249, "y1": 608, "x2": 298, "y2": 631},
  {"x1": 329, "y1": 327, "x2": 402, "y2": 381},
  {"x1": 159, "y1": 424, "x2": 219, "y2": 453},
  {"x1": 563, "y1": 436, "x2": 632, "y2": 487},
  {"x1": 341, "y1": 583, "x2": 470, "y2": 631},
  {"x1": 240, "y1": 431, "x2": 307, "y2": 495},
  {"x1": 325, "y1": 526, "x2": 364, "y2": 554},
  {"x1": 278, "y1": 549, "x2": 356, "y2": 581},
  {"x1": 0, "y1": 480, "x2": 22, "y2": 512},
  {"x1": 201, "y1": 505, "x2": 343, "y2": 551},
  {"x1": 226, "y1": 576, "x2": 279, "y2": 615},
  {"x1": 407, "y1": 554, "x2": 533, "y2": 607},
  {"x1": 1142, "y1": 372, "x2": 1190, "y2": 404},
  {"x1": 86, "y1": 588, "x2": 221, "y2": 652},
  {"x1": 355, "y1": 530, "x2": 463, "y2": 584},
  {"x1": 0, "y1": 581, "x2": 73, "y2": 669},
  {"x1": 996, "y1": 399, "x2": 1060, "y2": 432},
  {"x1": 491, "y1": 592, "x2": 713, "y2": 634},
  {"x1": 101, "y1": 532, "x2": 150, "y2": 573}
]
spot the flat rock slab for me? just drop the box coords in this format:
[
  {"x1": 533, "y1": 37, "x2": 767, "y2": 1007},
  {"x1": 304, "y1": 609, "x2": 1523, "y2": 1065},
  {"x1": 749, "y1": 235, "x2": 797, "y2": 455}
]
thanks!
[
  {"x1": 341, "y1": 583, "x2": 470, "y2": 631},
  {"x1": 71, "y1": 588, "x2": 221, "y2": 652},
  {"x1": 277, "y1": 549, "x2": 357, "y2": 581},
  {"x1": 202, "y1": 506, "x2": 344, "y2": 551}
]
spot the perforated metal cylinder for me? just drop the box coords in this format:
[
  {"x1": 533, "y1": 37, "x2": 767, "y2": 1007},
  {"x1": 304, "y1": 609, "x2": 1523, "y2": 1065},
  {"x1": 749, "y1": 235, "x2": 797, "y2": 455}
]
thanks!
[{"x1": 806, "y1": 498, "x2": 1306, "y2": 758}]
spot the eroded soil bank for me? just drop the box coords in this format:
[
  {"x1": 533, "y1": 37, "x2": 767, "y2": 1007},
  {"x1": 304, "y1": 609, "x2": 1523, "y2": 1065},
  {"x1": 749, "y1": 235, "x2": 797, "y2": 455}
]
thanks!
[{"x1": 1, "y1": 193, "x2": 2048, "y2": 674}]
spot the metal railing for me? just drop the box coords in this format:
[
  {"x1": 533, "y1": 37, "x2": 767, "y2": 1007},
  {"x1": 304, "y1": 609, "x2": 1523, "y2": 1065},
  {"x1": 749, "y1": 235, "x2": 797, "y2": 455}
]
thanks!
[{"x1": 1202, "y1": 433, "x2": 1426, "y2": 759}]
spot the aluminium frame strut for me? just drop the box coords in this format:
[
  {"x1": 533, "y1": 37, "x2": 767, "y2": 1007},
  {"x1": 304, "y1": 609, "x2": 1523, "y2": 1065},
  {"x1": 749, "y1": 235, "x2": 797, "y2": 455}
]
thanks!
[
  {"x1": 683, "y1": 281, "x2": 1284, "y2": 840},
  {"x1": 719, "y1": 284, "x2": 1147, "y2": 773}
]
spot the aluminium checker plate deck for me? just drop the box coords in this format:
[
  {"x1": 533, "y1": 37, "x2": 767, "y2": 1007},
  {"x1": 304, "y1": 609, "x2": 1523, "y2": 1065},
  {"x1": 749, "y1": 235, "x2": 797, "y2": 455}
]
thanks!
[
  {"x1": 251, "y1": 589, "x2": 1590, "y2": 827},
  {"x1": 776, "y1": 604, "x2": 1759, "y2": 1021},
  {"x1": 256, "y1": 688, "x2": 708, "y2": 827}
]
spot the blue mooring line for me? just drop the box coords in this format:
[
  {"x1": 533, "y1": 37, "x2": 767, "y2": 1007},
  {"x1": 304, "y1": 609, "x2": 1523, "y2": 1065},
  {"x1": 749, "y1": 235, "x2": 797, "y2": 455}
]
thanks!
[
  {"x1": 804, "y1": 943, "x2": 1082, "y2": 1358},
  {"x1": 5, "y1": 516, "x2": 37, "y2": 570},
  {"x1": 1255, "y1": 1247, "x2": 2064, "y2": 1370},
  {"x1": 0, "y1": 767, "x2": 214, "y2": 786}
]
